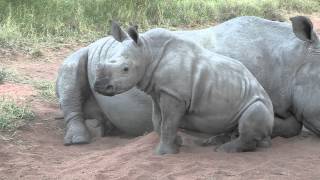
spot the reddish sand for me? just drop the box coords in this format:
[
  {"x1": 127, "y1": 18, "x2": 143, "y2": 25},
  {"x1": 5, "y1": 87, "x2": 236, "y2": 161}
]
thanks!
[
  {"x1": 0, "y1": 17, "x2": 320, "y2": 180},
  {"x1": 1, "y1": 126, "x2": 320, "y2": 180},
  {"x1": 0, "y1": 83, "x2": 34, "y2": 100}
]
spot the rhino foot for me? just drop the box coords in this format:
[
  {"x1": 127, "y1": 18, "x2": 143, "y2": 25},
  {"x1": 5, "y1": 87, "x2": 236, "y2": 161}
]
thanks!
[
  {"x1": 215, "y1": 142, "x2": 240, "y2": 153},
  {"x1": 64, "y1": 120, "x2": 91, "y2": 146},
  {"x1": 257, "y1": 137, "x2": 272, "y2": 148},
  {"x1": 103, "y1": 120, "x2": 122, "y2": 136},
  {"x1": 215, "y1": 138, "x2": 256, "y2": 153},
  {"x1": 195, "y1": 134, "x2": 232, "y2": 146},
  {"x1": 175, "y1": 135, "x2": 183, "y2": 146},
  {"x1": 155, "y1": 142, "x2": 179, "y2": 155}
]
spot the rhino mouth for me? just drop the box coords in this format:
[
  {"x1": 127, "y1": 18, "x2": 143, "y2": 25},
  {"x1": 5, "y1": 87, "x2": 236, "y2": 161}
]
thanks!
[
  {"x1": 96, "y1": 90, "x2": 116, "y2": 96},
  {"x1": 94, "y1": 84, "x2": 116, "y2": 96}
]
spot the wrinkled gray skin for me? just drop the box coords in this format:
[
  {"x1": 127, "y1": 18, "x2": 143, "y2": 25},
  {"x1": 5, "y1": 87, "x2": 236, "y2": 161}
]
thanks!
[
  {"x1": 97, "y1": 23, "x2": 274, "y2": 154},
  {"x1": 56, "y1": 16, "x2": 320, "y2": 145},
  {"x1": 204, "y1": 16, "x2": 320, "y2": 139}
]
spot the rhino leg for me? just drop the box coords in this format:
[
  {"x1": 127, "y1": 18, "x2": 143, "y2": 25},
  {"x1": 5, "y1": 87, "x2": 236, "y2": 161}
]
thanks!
[
  {"x1": 152, "y1": 98, "x2": 182, "y2": 149},
  {"x1": 196, "y1": 131, "x2": 271, "y2": 148},
  {"x1": 151, "y1": 100, "x2": 161, "y2": 135},
  {"x1": 303, "y1": 120, "x2": 320, "y2": 136},
  {"x1": 154, "y1": 93, "x2": 185, "y2": 155},
  {"x1": 195, "y1": 132, "x2": 237, "y2": 146},
  {"x1": 272, "y1": 115, "x2": 302, "y2": 138},
  {"x1": 216, "y1": 101, "x2": 273, "y2": 153},
  {"x1": 83, "y1": 94, "x2": 119, "y2": 137},
  {"x1": 56, "y1": 48, "x2": 92, "y2": 145},
  {"x1": 57, "y1": 47, "x2": 118, "y2": 145}
]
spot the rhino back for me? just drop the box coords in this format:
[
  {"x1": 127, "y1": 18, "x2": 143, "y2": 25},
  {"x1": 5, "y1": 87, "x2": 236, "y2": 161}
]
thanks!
[
  {"x1": 209, "y1": 16, "x2": 305, "y2": 116},
  {"x1": 151, "y1": 39, "x2": 271, "y2": 134}
]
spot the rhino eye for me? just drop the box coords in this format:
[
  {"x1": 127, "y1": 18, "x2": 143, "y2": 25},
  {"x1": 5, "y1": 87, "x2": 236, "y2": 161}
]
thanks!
[{"x1": 123, "y1": 66, "x2": 129, "y2": 72}]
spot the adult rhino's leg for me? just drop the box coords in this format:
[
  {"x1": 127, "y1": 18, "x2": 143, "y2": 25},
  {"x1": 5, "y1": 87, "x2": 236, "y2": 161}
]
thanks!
[
  {"x1": 292, "y1": 80, "x2": 320, "y2": 136},
  {"x1": 216, "y1": 101, "x2": 273, "y2": 153},
  {"x1": 83, "y1": 94, "x2": 119, "y2": 136},
  {"x1": 57, "y1": 48, "x2": 91, "y2": 145},
  {"x1": 272, "y1": 115, "x2": 302, "y2": 138},
  {"x1": 195, "y1": 131, "x2": 236, "y2": 146},
  {"x1": 303, "y1": 120, "x2": 320, "y2": 136},
  {"x1": 196, "y1": 130, "x2": 270, "y2": 148},
  {"x1": 295, "y1": 105, "x2": 320, "y2": 136}
]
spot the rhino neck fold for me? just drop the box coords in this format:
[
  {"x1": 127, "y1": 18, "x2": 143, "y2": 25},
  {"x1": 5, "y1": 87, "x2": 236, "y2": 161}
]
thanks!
[{"x1": 136, "y1": 35, "x2": 174, "y2": 94}]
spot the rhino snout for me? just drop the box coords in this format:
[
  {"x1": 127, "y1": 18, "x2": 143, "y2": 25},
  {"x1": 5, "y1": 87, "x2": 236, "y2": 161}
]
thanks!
[{"x1": 94, "y1": 78, "x2": 115, "y2": 96}]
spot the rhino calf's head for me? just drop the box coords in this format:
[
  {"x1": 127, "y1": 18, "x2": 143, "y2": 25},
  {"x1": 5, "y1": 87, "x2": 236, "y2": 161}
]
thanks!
[{"x1": 94, "y1": 21, "x2": 148, "y2": 96}]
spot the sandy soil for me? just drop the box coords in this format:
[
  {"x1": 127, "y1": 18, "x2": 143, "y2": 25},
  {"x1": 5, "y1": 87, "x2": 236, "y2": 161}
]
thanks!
[{"x1": 1, "y1": 17, "x2": 320, "y2": 180}]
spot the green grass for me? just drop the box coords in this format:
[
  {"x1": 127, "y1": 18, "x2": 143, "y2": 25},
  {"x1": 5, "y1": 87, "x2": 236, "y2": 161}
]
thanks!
[
  {"x1": 0, "y1": 68, "x2": 18, "y2": 84},
  {"x1": 0, "y1": 96, "x2": 35, "y2": 131},
  {"x1": 0, "y1": 68, "x2": 7, "y2": 84},
  {"x1": 33, "y1": 80, "x2": 57, "y2": 103},
  {"x1": 0, "y1": 67, "x2": 56, "y2": 102},
  {"x1": 0, "y1": 0, "x2": 319, "y2": 48},
  {"x1": 0, "y1": 67, "x2": 55, "y2": 102}
]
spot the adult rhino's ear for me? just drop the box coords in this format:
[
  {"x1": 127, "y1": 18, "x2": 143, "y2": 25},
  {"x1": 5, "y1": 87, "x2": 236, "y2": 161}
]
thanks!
[
  {"x1": 129, "y1": 22, "x2": 138, "y2": 31},
  {"x1": 290, "y1": 16, "x2": 318, "y2": 43},
  {"x1": 111, "y1": 20, "x2": 127, "y2": 42},
  {"x1": 128, "y1": 25, "x2": 139, "y2": 44}
]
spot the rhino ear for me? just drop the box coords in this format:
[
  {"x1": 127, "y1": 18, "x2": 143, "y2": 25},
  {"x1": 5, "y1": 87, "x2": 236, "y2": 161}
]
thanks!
[
  {"x1": 290, "y1": 16, "x2": 318, "y2": 43},
  {"x1": 111, "y1": 20, "x2": 128, "y2": 42},
  {"x1": 129, "y1": 22, "x2": 138, "y2": 31},
  {"x1": 128, "y1": 26, "x2": 139, "y2": 44}
]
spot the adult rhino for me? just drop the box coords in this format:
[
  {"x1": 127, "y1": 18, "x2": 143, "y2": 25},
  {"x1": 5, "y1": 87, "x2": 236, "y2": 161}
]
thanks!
[{"x1": 56, "y1": 16, "x2": 320, "y2": 145}]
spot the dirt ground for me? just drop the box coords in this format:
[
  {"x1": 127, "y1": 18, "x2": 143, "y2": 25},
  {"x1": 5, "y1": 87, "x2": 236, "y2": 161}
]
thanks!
[{"x1": 1, "y1": 17, "x2": 320, "y2": 180}]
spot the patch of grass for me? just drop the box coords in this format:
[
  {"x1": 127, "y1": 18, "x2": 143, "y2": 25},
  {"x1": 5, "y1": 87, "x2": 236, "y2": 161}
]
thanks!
[
  {"x1": 33, "y1": 80, "x2": 57, "y2": 103},
  {"x1": 30, "y1": 48, "x2": 43, "y2": 58},
  {"x1": 214, "y1": 0, "x2": 285, "y2": 22},
  {"x1": 279, "y1": 0, "x2": 320, "y2": 13},
  {"x1": 0, "y1": 68, "x2": 56, "y2": 102},
  {"x1": 0, "y1": 96, "x2": 35, "y2": 131},
  {"x1": 0, "y1": 68, "x2": 19, "y2": 84},
  {"x1": 0, "y1": 0, "x2": 319, "y2": 48},
  {"x1": 0, "y1": 68, "x2": 7, "y2": 84}
]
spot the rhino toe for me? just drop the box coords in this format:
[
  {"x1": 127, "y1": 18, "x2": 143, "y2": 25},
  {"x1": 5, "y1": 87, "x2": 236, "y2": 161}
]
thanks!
[
  {"x1": 257, "y1": 137, "x2": 272, "y2": 148},
  {"x1": 64, "y1": 133, "x2": 91, "y2": 146},
  {"x1": 195, "y1": 134, "x2": 232, "y2": 147},
  {"x1": 64, "y1": 120, "x2": 91, "y2": 146},
  {"x1": 72, "y1": 135, "x2": 90, "y2": 144},
  {"x1": 155, "y1": 143, "x2": 179, "y2": 155}
]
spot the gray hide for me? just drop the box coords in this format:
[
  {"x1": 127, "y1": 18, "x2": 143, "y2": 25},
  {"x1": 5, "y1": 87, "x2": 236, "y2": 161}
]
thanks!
[
  {"x1": 99, "y1": 24, "x2": 274, "y2": 154},
  {"x1": 56, "y1": 38, "x2": 153, "y2": 145},
  {"x1": 56, "y1": 16, "x2": 320, "y2": 145},
  {"x1": 201, "y1": 16, "x2": 320, "y2": 138}
]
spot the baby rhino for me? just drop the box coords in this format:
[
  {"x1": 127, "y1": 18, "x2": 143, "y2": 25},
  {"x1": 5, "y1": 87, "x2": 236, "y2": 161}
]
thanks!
[{"x1": 94, "y1": 22, "x2": 274, "y2": 155}]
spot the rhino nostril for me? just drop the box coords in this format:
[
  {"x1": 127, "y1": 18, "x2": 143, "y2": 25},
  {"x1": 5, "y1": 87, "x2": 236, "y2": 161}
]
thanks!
[{"x1": 106, "y1": 85, "x2": 113, "y2": 91}]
